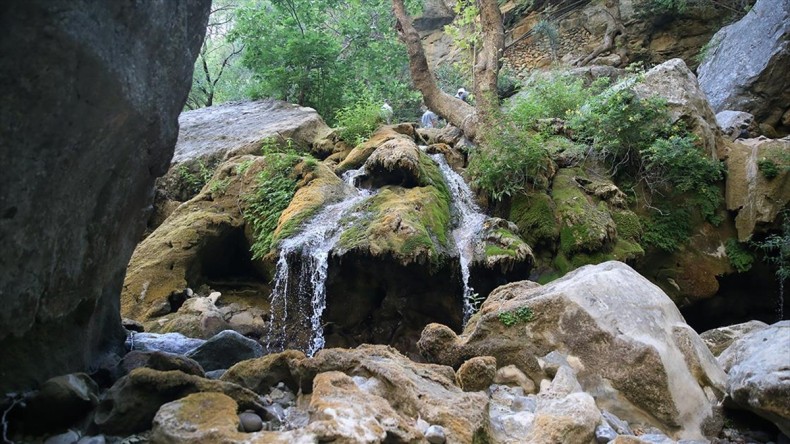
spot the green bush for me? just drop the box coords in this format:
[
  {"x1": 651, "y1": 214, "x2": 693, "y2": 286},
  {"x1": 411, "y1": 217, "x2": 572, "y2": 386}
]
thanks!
[
  {"x1": 641, "y1": 208, "x2": 691, "y2": 252},
  {"x1": 499, "y1": 306, "x2": 534, "y2": 326},
  {"x1": 758, "y1": 158, "x2": 780, "y2": 180},
  {"x1": 334, "y1": 98, "x2": 382, "y2": 145},
  {"x1": 753, "y1": 210, "x2": 790, "y2": 283},
  {"x1": 726, "y1": 238, "x2": 754, "y2": 273},
  {"x1": 469, "y1": 111, "x2": 550, "y2": 200},
  {"x1": 243, "y1": 154, "x2": 301, "y2": 259},
  {"x1": 177, "y1": 160, "x2": 215, "y2": 196}
]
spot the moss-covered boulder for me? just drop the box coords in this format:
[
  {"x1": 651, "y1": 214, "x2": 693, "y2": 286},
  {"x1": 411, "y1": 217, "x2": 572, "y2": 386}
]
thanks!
[
  {"x1": 334, "y1": 125, "x2": 417, "y2": 175},
  {"x1": 122, "y1": 154, "x2": 343, "y2": 333},
  {"x1": 364, "y1": 137, "x2": 424, "y2": 188},
  {"x1": 552, "y1": 168, "x2": 617, "y2": 257},
  {"x1": 509, "y1": 190, "x2": 561, "y2": 248},
  {"x1": 335, "y1": 185, "x2": 453, "y2": 267}
]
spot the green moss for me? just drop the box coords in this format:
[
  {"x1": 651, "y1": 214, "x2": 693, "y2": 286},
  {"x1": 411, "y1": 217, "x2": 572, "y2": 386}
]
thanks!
[
  {"x1": 485, "y1": 244, "x2": 518, "y2": 258},
  {"x1": 509, "y1": 191, "x2": 560, "y2": 246},
  {"x1": 335, "y1": 185, "x2": 452, "y2": 267},
  {"x1": 611, "y1": 210, "x2": 642, "y2": 240},
  {"x1": 552, "y1": 169, "x2": 615, "y2": 256}
]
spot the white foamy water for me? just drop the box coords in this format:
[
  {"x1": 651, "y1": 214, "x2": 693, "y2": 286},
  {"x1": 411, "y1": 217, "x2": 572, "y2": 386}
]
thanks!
[
  {"x1": 266, "y1": 167, "x2": 372, "y2": 356},
  {"x1": 428, "y1": 153, "x2": 487, "y2": 324}
]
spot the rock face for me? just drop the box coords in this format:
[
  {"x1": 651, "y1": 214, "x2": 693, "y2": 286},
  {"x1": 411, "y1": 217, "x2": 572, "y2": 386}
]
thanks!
[
  {"x1": 699, "y1": 320, "x2": 769, "y2": 357},
  {"x1": 0, "y1": 0, "x2": 210, "y2": 392},
  {"x1": 724, "y1": 137, "x2": 790, "y2": 241},
  {"x1": 634, "y1": 58, "x2": 724, "y2": 158},
  {"x1": 697, "y1": 0, "x2": 790, "y2": 134},
  {"x1": 157, "y1": 100, "x2": 333, "y2": 203},
  {"x1": 718, "y1": 321, "x2": 790, "y2": 436},
  {"x1": 418, "y1": 261, "x2": 727, "y2": 440}
]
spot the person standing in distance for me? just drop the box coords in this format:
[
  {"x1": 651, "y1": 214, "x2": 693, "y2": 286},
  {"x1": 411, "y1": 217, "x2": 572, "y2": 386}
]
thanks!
[
  {"x1": 421, "y1": 109, "x2": 439, "y2": 128},
  {"x1": 455, "y1": 88, "x2": 469, "y2": 102}
]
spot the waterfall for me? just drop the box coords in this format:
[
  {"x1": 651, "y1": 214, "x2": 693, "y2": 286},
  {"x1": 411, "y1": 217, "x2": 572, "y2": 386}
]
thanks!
[
  {"x1": 266, "y1": 168, "x2": 371, "y2": 356},
  {"x1": 428, "y1": 153, "x2": 487, "y2": 324}
]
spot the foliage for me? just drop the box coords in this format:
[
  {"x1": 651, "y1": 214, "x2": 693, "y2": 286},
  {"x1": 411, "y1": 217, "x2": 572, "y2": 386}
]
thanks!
[
  {"x1": 177, "y1": 160, "x2": 215, "y2": 195},
  {"x1": 641, "y1": 208, "x2": 691, "y2": 252},
  {"x1": 243, "y1": 154, "x2": 300, "y2": 259},
  {"x1": 753, "y1": 210, "x2": 790, "y2": 283},
  {"x1": 334, "y1": 98, "x2": 382, "y2": 145},
  {"x1": 469, "y1": 110, "x2": 550, "y2": 200},
  {"x1": 435, "y1": 62, "x2": 472, "y2": 97},
  {"x1": 725, "y1": 238, "x2": 754, "y2": 273},
  {"x1": 231, "y1": 0, "x2": 422, "y2": 125},
  {"x1": 444, "y1": 0, "x2": 482, "y2": 55},
  {"x1": 511, "y1": 74, "x2": 606, "y2": 128},
  {"x1": 758, "y1": 158, "x2": 780, "y2": 180},
  {"x1": 498, "y1": 306, "x2": 534, "y2": 326},
  {"x1": 186, "y1": 0, "x2": 251, "y2": 109}
]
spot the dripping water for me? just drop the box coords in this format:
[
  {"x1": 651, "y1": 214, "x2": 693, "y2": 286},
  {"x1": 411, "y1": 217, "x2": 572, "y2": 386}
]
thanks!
[
  {"x1": 427, "y1": 151, "x2": 487, "y2": 324},
  {"x1": 266, "y1": 167, "x2": 372, "y2": 356}
]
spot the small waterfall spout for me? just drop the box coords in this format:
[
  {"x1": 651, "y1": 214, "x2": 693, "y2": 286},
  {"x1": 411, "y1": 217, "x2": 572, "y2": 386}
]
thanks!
[
  {"x1": 266, "y1": 167, "x2": 371, "y2": 356},
  {"x1": 428, "y1": 153, "x2": 487, "y2": 324}
]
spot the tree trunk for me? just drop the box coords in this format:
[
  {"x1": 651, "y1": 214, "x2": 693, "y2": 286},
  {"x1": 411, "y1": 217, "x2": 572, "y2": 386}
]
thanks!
[{"x1": 391, "y1": 0, "x2": 504, "y2": 141}]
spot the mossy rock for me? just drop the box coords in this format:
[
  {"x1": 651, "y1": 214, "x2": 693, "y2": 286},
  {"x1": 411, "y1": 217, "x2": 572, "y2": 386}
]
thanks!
[
  {"x1": 473, "y1": 218, "x2": 534, "y2": 274},
  {"x1": 552, "y1": 168, "x2": 617, "y2": 256},
  {"x1": 509, "y1": 190, "x2": 560, "y2": 247},
  {"x1": 612, "y1": 209, "x2": 643, "y2": 241},
  {"x1": 335, "y1": 127, "x2": 415, "y2": 175},
  {"x1": 334, "y1": 185, "x2": 453, "y2": 268},
  {"x1": 272, "y1": 160, "x2": 352, "y2": 245},
  {"x1": 122, "y1": 156, "x2": 265, "y2": 322}
]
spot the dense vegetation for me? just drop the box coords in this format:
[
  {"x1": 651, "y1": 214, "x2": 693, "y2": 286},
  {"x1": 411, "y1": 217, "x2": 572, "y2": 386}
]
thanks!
[
  {"x1": 188, "y1": 0, "x2": 423, "y2": 124},
  {"x1": 468, "y1": 71, "x2": 724, "y2": 253}
]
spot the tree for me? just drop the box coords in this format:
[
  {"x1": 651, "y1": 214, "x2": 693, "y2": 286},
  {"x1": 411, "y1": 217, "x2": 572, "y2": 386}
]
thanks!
[
  {"x1": 391, "y1": 0, "x2": 504, "y2": 140},
  {"x1": 186, "y1": 1, "x2": 248, "y2": 110}
]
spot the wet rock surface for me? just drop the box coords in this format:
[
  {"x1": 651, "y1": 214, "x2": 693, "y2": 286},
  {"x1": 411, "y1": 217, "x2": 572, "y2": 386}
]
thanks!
[{"x1": 0, "y1": 0, "x2": 210, "y2": 392}]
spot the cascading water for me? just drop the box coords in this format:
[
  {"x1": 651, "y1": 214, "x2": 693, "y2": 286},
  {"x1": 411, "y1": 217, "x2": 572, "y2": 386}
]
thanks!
[
  {"x1": 266, "y1": 167, "x2": 372, "y2": 356},
  {"x1": 428, "y1": 152, "x2": 487, "y2": 324}
]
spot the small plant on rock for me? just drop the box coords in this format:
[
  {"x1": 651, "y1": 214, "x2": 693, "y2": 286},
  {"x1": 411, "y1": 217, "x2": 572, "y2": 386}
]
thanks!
[
  {"x1": 498, "y1": 306, "x2": 534, "y2": 326},
  {"x1": 758, "y1": 158, "x2": 779, "y2": 180}
]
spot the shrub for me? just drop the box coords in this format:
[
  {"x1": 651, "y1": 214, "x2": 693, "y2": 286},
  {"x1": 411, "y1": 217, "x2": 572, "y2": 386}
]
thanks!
[
  {"x1": 177, "y1": 159, "x2": 215, "y2": 196},
  {"x1": 758, "y1": 158, "x2": 779, "y2": 180},
  {"x1": 499, "y1": 306, "x2": 534, "y2": 326},
  {"x1": 753, "y1": 210, "x2": 790, "y2": 283},
  {"x1": 243, "y1": 154, "x2": 300, "y2": 259},
  {"x1": 726, "y1": 238, "x2": 754, "y2": 273},
  {"x1": 334, "y1": 98, "x2": 382, "y2": 145},
  {"x1": 641, "y1": 208, "x2": 691, "y2": 252},
  {"x1": 469, "y1": 111, "x2": 550, "y2": 200}
]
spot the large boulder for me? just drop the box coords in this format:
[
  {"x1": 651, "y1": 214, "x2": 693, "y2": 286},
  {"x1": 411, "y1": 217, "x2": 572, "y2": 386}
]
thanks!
[
  {"x1": 418, "y1": 261, "x2": 727, "y2": 440},
  {"x1": 718, "y1": 321, "x2": 790, "y2": 436},
  {"x1": 724, "y1": 137, "x2": 790, "y2": 241},
  {"x1": 0, "y1": 0, "x2": 210, "y2": 392},
  {"x1": 158, "y1": 100, "x2": 334, "y2": 203},
  {"x1": 633, "y1": 58, "x2": 724, "y2": 158},
  {"x1": 697, "y1": 0, "x2": 790, "y2": 134},
  {"x1": 699, "y1": 320, "x2": 769, "y2": 357},
  {"x1": 94, "y1": 367, "x2": 268, "y2": 435}
]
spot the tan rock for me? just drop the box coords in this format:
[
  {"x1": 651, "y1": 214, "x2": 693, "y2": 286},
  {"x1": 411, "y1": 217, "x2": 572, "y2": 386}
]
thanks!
[
  {"x1": 151, "y1": 392, "x2": 315, "y2": 444},
  {"x1": 456, "y1": 356, "x2": 497, "y2": 392},
  {"x1": 221, "y1": 350, "x2": 307, "y2": 394},
  {"x1": 306, "y1": 371, "x2": 421, "y2": 442},
  {"x1": 724, "y1": 137, "x2": 790, "y2": 241},
  {"x1": 494, "y1": 365, "x2": 537, "y2": 394},
  {"x1": 365, "y1": 137, "x2": 424, "y2": 188}
]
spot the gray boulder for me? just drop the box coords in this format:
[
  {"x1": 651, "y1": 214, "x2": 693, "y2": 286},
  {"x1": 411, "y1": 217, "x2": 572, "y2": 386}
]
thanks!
[
  {"x1": 697, "y1": 0, "x2": 790, "y2": 132},
  {"x1": 699, "y1": 320, "x2": 769, "y2": 357},
  {"x1": 127, "y1": 332, "x2": 205, "y2": 355},
  {"x1": 419, "y1": 261, "x2": 727, "y2": 440},
  {"x1": 633, "y1": 58, "x2": 723, "y2": 158},
  {"x1": 186, "y1": 329, "x2": 264, "y2": 372},
  {"x1": 718, "y1": 321, "x2": 790, "y2": 436},
  {"x1": 0, "y1": 0, "x2": 210, "y2": 393},
  {"x1": 716, "y1": 110, "x2": 758, "y2": 140}
]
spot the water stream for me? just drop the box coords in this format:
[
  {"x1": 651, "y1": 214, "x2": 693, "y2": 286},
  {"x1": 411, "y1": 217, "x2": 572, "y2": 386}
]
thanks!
[
  {"x1": 428, "y1": 153, "x2": 487, "y2": 324},
  {"x1": 266, "y1": 167, "x2": 372, "y2": 356}
]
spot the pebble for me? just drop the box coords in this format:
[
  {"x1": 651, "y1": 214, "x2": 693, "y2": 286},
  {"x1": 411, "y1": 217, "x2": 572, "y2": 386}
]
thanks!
[
  {"x1": 425, "y1": 424, "x2": 447, "y2": 444},
  {"x1": 239, "y1": 411, "x2": 263, "y2": 432},
  {"x1": 595, "y1": 423, "x2": 617, "y2": 443}
]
